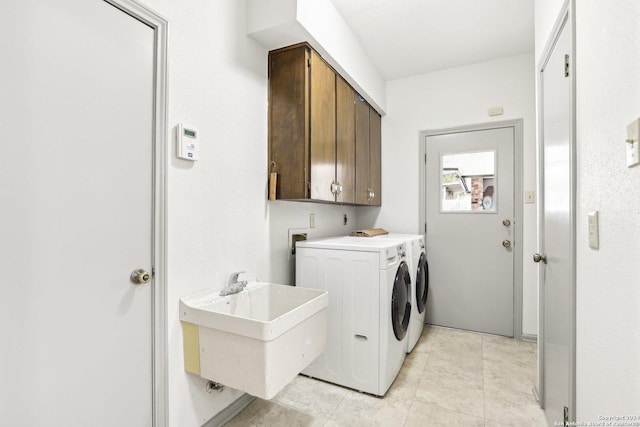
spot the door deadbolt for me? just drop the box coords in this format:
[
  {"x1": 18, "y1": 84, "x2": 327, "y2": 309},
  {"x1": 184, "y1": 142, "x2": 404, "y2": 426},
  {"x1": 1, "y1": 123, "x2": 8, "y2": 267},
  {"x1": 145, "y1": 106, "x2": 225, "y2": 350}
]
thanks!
[
  {"x1": 131, "y1": 268, "x2": 151, "y2": 284},
  {"x1": 502, "y1": 219, "x2": 511, "y2": 227},
  {"x1": 502, "y1": 240, "x2": 511, "y2": 248},
  {"x1": 533, "y1": 253, "x2": 547, "y2": 264}
]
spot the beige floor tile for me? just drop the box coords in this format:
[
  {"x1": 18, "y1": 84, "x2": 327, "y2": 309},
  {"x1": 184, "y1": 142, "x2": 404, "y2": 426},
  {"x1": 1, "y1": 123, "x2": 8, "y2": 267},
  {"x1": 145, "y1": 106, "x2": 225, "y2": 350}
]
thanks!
[
  {"x1": 227, "y1": 327, "x2": 543, "y2": 427},
  {"x1": 328, "y1": 391, "x2": 411, "y2": 427},
  {"x1": 272, "y1": 375, "x2": 348, "y2": 418},
  {"x1": 484, "y1": 385, "x2": 547, "y2": 427},
  {"x1": 414, "y1": 371, "x2": 484, "y2": 418},
  {"x1": 434, "y1": 327, "x2": 483, "y2": 354},
  {"x1": 483, "y1": 357, "x2": 536, "y2": 395},
  {"x1": 404, "y1": 401, "x2": 484, "y2": 427},
  {"x1": 384, "y1": 352, "x2": 429, "y2": 402},
  {"x1": 411, "y1": 326, "x2": 440, "y2": 353},
  {"x1": 225, "y1": 399, "x2": 329, "y2": 427}
]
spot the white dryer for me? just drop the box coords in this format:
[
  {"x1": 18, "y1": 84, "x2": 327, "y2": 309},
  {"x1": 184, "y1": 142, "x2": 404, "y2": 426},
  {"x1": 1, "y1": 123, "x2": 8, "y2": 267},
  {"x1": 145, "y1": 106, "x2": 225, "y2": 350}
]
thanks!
[
  {"x1": 374, "y1": 234, "x2": 428, "y2": 353},
  {"x1": 295, "y1": 236, "x2": 411, "y2": 396}
]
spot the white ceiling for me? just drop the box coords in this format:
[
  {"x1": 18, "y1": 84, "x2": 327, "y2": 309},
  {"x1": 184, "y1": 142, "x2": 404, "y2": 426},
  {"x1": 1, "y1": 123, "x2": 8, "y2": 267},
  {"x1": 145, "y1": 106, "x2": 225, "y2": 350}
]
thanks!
[{"x1": 330, "y1": 0, "x2": 534, "y2": 80}]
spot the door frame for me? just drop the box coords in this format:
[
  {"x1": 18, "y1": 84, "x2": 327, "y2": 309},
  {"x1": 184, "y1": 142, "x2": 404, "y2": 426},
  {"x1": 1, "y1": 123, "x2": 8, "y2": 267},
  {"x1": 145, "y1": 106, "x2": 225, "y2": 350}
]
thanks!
[
  {"x1": 535, "y1": 0, "x2": 576, "y2": 420},
  {"x1": 418, "y1": 119, "x2": 524, "y2": 339},
  {"x1": 103, "y1": 0, "x2": 168, "y2": 425}
]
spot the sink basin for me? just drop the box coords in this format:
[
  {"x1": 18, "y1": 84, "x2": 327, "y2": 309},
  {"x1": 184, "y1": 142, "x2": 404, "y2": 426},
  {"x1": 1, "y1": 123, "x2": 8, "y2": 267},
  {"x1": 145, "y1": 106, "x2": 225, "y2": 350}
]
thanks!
[{"x1": 179, "y1": 282, "x2": 328, "y2": 399}]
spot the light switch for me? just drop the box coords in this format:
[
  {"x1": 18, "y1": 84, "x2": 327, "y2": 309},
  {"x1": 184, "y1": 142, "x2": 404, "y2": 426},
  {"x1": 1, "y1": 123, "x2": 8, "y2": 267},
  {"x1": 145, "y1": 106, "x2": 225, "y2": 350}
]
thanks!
[
  {"x1": 488, "y1": 107, "x2": 504, "y2": 117},
  {"x1": 309, "y1": 213, "x2": 315, "y2": 229},
  {"x1": 525, "y1": 191, "x2": 535, "y2": 204},
  {"x1": 588, "y1": 211, "x2": 599, "y2": 249},
  {"x1": 627, "y1": 119, "x2": 640, "y2": 167}
]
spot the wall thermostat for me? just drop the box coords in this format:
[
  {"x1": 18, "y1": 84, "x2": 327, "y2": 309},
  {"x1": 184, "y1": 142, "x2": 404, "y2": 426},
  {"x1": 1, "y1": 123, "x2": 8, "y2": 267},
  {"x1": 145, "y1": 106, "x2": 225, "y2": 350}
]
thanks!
[{"x1": 176, "y1": 124, "x2": 199, "y2": 161}]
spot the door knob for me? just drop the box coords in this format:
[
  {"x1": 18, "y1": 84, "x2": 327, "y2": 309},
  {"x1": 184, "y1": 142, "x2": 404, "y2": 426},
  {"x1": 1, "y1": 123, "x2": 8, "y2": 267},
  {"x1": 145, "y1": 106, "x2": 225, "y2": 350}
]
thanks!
[
  {"x1": 131, "y1": 268, "x2": 151, "y2": 284},
  {"x1": 502, "y1": 240, "x2": 511, "y2": 248},
  {"x1": 502, "y1": 219, "x2": 511, "y2": 227},
  {"x1": 533, "y1": 253, "x2": 547, "y2": 264}
]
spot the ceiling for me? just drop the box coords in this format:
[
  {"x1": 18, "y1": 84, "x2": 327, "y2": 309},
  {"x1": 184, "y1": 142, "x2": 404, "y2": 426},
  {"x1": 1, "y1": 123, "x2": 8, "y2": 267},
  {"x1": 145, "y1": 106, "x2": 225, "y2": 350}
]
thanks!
[{"x1": 329, "y1": 0, "x2": 534, "y2": 80}]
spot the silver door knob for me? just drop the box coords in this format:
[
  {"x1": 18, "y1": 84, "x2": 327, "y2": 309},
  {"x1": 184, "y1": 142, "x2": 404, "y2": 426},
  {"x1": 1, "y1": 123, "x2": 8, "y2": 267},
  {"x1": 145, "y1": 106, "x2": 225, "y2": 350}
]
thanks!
[
  {"x1": 503, "y1": 219, "x2": 511, "y2": 227},
  {"x1": 131, "y1": 268, "x2": 151, "y2": 284},
  {"x1": 533, "y1": 253, "x2": 547, "y2": 264},
  {"x1": 502, "y1": 240, "x2": 511, "y2": 248}
]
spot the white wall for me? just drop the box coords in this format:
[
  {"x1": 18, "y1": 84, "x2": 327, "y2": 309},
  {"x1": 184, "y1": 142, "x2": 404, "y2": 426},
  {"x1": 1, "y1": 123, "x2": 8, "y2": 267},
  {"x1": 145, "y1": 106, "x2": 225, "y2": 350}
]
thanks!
[
  {"x1": 247, "y1": 0, "x2": 387, "y2": 113},
  {"x1": 138, "y1": 0, "x2": 357, "y2": 425},
  {"x1": 358, "y1": 53, "x2": 538, "y2": 336},
  {"x1": 574, "y1": 0, "x2": 640, "y2": 419},
  {"x1": 535, "y1": 0, "x2": 640, "y2": 420}
]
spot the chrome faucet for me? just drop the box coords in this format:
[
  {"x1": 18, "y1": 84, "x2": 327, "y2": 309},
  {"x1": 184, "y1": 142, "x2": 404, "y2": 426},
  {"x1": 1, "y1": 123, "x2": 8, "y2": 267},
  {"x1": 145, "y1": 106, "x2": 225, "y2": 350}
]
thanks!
[{"x1": 220, "y1": 271, "x2": 248, "y2": 296}]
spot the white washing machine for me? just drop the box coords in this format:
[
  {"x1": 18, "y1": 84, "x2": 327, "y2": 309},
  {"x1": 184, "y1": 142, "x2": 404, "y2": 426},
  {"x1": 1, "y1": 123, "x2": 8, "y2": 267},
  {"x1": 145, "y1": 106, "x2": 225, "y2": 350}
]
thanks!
[
  {"x1": 295, "y1": 236, "x2": 411, "y2": 396},
  {"x1": 374, "y1": 234, "x2": 428, "y2": 353}
]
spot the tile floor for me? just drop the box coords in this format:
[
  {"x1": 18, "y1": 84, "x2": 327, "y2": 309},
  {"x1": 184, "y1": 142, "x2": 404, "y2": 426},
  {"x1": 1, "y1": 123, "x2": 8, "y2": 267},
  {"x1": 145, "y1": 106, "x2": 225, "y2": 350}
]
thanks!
[{"x1": 225, "y1": 326, "x2": 547, "y2": 426}]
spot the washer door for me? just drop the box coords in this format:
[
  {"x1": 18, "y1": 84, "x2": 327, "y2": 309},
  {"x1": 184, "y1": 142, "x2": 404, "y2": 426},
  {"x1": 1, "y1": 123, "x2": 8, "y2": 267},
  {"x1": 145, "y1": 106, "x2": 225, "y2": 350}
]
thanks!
[
  {"x1": 416, "y1": 252, "x2": 429, "y2": 314},
  {"x1": 391, "y1": 261, "x2": 412, "y2": 340}
]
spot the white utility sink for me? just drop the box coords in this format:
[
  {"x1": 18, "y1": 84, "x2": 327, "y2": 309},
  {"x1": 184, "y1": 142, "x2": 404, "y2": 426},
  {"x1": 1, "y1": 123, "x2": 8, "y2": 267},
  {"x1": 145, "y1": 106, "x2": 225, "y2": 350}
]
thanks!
[{"x1": 179, "y1": 282, "x2": 328, "y2": 399}]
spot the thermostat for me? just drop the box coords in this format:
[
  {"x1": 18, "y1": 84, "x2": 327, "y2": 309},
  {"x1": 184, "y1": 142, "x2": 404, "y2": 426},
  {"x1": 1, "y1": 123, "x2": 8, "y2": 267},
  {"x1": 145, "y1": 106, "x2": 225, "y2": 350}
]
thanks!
[{"x1": 176, "y1": 124, "x2": 199, "y2": 161}]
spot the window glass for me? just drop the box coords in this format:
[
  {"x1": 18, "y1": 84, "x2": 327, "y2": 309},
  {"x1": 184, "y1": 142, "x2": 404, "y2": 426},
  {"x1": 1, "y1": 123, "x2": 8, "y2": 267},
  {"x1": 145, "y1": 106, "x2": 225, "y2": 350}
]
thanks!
[{"x1": 440, "y1": 151, "x2": 496, "y2": 212}]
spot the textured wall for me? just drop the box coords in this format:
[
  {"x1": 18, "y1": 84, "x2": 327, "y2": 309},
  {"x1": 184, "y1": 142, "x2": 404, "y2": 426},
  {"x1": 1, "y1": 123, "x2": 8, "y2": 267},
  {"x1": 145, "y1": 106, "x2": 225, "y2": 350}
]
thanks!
[
  {"x1": 574, "y1": 0, "x2": 640, "y2": 419},
  {"x1": 140, "y1": 0, "x2": 358, "y2": 424},
  {"x1": 360, "y1": 53, "x2": 538, "y2": 336}
]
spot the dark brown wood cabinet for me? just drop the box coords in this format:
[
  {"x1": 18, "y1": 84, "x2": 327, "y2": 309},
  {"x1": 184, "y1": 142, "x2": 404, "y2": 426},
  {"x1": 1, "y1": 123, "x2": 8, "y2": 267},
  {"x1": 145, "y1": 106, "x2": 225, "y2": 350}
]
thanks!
[{"x1": 268, "y1": 43, "x2": 381, "y2": 206}]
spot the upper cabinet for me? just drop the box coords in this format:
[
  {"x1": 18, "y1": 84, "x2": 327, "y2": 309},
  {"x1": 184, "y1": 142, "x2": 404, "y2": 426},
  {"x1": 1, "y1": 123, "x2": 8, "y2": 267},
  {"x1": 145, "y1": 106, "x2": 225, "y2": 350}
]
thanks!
[{"x1": 268, "y1": 43, "x2": 381, "y2": 206}]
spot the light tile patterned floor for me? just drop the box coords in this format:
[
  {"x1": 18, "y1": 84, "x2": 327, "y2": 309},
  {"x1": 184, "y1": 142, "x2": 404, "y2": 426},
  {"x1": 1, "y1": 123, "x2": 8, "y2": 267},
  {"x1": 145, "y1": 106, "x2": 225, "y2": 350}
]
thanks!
[{"x1": 225, "y1": 326, "x2": 547, "y2": 426}]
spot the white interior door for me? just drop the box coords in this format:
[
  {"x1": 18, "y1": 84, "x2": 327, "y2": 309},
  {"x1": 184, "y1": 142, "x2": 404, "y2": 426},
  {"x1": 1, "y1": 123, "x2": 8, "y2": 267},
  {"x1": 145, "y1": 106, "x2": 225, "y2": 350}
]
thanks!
[
  {"x1": 0, "y1": 1, "x2": 155, "y2": 425},
  {"x1": 425, "y1": 127, "x2": 515, "y2": 337},
  {"x1": 538, "y1": 12, "x2": 574, "y2": 425}
]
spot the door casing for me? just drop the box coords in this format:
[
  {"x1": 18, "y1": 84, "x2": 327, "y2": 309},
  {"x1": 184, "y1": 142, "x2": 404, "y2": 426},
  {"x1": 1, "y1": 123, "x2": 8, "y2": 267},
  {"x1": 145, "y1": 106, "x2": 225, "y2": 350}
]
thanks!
[
  {"x1": 103, "y1": 0, "x2": 168, "y2": 425},
  {"x1": 535, "y1": 0, "x2": 577, "y2": 421},
  {"x1": 419, "y1": 119, "x2": 524, "y2": 340}
]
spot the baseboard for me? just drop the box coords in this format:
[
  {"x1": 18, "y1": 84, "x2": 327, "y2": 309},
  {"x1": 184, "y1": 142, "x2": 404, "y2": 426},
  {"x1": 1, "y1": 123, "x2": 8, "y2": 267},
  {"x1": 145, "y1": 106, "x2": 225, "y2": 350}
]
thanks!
[
  {"x1": 532, "y1": 384, "x2": 541, "y2": 403},
  {"x1": 202, "y1": 393, "x2": 256, "y2": 427},
  {"x1": 521, "y1": 333, "x2": 538, "y2": 343}
]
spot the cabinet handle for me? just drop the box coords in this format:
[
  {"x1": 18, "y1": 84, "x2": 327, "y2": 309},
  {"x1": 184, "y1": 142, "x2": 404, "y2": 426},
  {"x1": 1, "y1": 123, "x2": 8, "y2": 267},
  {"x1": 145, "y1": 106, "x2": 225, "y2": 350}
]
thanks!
[
  {"x1": 337, "y1": 183, "x2": 343, "y2": 194},
  {"x1": 331, "y1": 182, "x2": 338, "y2": 195}
]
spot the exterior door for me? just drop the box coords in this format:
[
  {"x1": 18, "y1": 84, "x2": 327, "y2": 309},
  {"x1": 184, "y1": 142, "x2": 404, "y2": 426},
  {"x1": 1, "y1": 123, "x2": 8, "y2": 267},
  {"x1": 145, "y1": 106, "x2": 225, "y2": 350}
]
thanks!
[
  {"x1": 0, "y1": 0, "x2": 155, "y2": 425},
  {"x1": 425, "y1": 126, "x2": 515, "y2": 337},
  {"x1": 538, "y1": 11, "x2": 574, "y2": 425}
]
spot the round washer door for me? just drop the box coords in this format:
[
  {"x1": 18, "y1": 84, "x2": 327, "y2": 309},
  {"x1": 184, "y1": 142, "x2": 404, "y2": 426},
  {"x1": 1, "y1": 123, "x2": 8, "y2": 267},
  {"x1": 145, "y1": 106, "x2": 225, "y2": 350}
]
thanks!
[
  {"x1": 392, "y1": 261, "x2": 412, "y2": 341},
  {"x1": 416, "y1": 252, "x2": 429, "y2": 314}
]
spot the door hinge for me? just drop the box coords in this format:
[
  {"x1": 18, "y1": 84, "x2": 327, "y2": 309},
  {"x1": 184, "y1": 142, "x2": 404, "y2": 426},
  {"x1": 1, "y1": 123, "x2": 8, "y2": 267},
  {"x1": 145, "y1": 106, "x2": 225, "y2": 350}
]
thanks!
[
  {"x1": 564, "y1": 54, "x2": 570, "y2": 77},
  {"x1": 307, "y1": 58, "x2": 311, "y2": 68},
  {"x1": 424, "y1": 222, "x2": 427, "y2": 234},
  {"x1": 564, "y1": 406, "x2": 569, "y2": 426},
  {"x1": 424, "y1": 153, "x2": 427, "y2": 163}
]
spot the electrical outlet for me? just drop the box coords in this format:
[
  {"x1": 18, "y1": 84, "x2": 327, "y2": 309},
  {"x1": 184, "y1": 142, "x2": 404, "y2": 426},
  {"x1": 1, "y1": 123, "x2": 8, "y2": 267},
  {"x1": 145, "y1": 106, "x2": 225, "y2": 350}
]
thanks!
[
  {"x1": 627, "y1": 119, "x2": 640, "y2": 167},
  {"x1": 309, "y1": 213, "x2": 315, "y2": 229},
  {"x1": 343, "y1": 213, "x2": 348, "y2": 226}
]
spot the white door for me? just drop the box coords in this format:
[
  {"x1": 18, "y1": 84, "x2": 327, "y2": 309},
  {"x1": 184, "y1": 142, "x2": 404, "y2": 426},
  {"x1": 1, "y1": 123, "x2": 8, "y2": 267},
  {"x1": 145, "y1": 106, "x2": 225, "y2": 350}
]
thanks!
[
  {"x1": 425, "y1": 127, "x2": 515, "y2": 336},
  {"x1": 538, "y1": 12, "x2": 574, "y2": 425},
  {"x1": 0, "y1": 1, "x2": 155, "y2": 425}
]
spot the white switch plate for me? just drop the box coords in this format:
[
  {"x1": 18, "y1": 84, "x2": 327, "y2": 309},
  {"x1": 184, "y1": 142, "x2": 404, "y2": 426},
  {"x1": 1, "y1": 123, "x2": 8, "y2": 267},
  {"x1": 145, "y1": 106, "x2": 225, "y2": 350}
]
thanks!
[
  {"x1": 524, "y1": 191, "x2": 535, "y2": 204},
  {"x1": 627, "y1": 119, "x2": 640, "y2": 167},
  {"x1": 309, "y1": 213, "x2": 315, "y2": 229},
  {"x1": 588, "y1": 211, "x2": 599, "y2": 249}
]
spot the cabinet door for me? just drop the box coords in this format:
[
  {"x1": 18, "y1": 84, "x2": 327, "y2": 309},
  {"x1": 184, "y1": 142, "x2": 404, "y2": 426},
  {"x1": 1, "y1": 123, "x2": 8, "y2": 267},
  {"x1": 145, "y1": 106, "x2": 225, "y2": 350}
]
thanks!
[
  {"x1": 369, "y1": 108, "x2": 382, "y2": 206},
  {"x1": 355, "y1": 96, "x2": 370, "y2": 205},
  {"x1": 268, "y1": 47, "x2": 309, "y2": 199},
  {"x1": 309, "y1": 50, "x2": 336, "y2": 201},
  {"x1": 335, "y1": 77, "x2": 356, "y2": 204}
]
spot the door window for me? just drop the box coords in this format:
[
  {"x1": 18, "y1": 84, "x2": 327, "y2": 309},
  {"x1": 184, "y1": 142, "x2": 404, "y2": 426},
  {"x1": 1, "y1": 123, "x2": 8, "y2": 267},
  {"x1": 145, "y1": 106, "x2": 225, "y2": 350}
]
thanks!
[{"x1": 440, "y1": 150, "x2": 496, "y2": 212}]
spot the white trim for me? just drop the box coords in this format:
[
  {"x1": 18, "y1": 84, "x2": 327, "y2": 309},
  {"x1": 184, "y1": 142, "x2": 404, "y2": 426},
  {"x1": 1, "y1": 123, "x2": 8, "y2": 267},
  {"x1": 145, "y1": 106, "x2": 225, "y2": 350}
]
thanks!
[
  {"x1": 202, "y1": 394, "x2": 256, "y2": 427},
  {"x1": 419, "y1": 119, "x2": 524, "y2": 340},
  {"x1": 102, "y1": 1, "x2": 169, "y2": 425},
  {"x1": 521, "y1": 333, "x2": 538, "y2": 344},
  {"x1": 536, "y1": 0, "x2": 576, "y2": 421}
]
